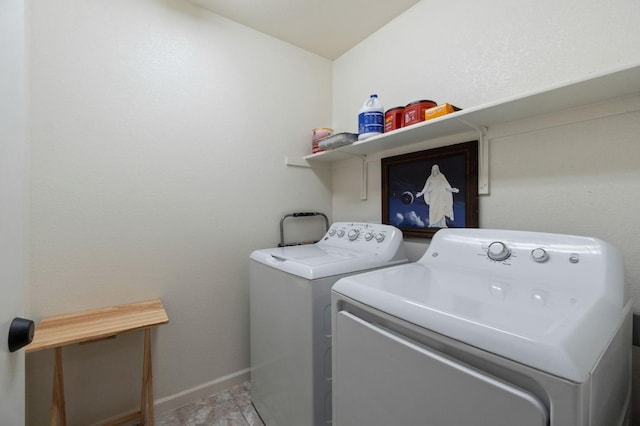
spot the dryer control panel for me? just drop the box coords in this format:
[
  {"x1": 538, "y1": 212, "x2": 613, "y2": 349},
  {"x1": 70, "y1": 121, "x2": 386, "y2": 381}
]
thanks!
[{"x1": 420, "y1": 228, "x2": 625, "y2": 321}]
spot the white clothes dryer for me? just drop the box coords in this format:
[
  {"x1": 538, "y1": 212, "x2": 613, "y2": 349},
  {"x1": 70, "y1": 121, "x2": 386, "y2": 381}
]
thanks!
[
  {"x1": 250, "y1": 222, "x2": 407, "y2": 426},
  {"x1": 332, "y1": 228, "x2": 631, "y2": 426}
]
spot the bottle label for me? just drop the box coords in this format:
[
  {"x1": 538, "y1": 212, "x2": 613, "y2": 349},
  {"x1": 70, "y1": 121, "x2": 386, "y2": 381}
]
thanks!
[{"x1": 358, "y1": 111, "x2": 384, "y2": 135}]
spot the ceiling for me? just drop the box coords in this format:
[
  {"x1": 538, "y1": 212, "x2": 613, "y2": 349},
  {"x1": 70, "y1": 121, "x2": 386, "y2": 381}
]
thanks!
[{"x1": 187, "y1": 0, "x2": 420, "y2": 60}]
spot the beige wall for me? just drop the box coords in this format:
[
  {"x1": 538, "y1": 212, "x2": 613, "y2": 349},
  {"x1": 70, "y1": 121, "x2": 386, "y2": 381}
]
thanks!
[
  {"x1": 26, "y1": 0, "x2": 332, "y2": 424},
  {"x1": 331, "y1": 0, "x2": 640, "y2": 422}
]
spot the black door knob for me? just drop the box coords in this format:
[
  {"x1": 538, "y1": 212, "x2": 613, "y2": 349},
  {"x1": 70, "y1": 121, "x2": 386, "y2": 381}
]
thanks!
[{"x1": 8, "y1": 317, "x2": 34, "y2": 352}]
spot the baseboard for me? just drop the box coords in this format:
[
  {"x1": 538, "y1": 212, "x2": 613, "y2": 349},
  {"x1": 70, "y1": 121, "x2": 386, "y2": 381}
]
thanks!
[
  {"x1": 154, "y1": 368, "x2": 251, "y2": 415},
  {"x1": 89, "y1": 368, "x2": 251, "y2": 425}
]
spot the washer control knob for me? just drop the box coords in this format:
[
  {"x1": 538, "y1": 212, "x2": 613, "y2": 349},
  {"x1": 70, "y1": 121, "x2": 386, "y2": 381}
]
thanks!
[
  {"x1": 487, "y1": 241, "x2": 511, "y2": 261},
  {"x1": 531, "y1": 248, "x2": 549, "y2": 263},
  {"x1": 328, "y1": 229, "x2": 336, "y2": 236},
  {"x1": 348, "y1": 229, "x2": 359, "y2": 241},
  {"x1": 364, "y1": 232, "x2": 374, "y2": 241},
  {"x1": 375, "y1": 233, "x2": 385, "y2": 243},
  {"x1": 337, "y1": 229, "x2": 345, "y2": 238}
]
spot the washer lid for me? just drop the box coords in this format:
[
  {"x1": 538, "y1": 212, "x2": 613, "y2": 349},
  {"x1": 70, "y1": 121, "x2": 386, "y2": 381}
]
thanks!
[
  {"x1": 333, "y1": 261, "x2": 630, "y2": 383},
  {"x1": 250, "y1": 245, "x2": 403, "y2": 279}
]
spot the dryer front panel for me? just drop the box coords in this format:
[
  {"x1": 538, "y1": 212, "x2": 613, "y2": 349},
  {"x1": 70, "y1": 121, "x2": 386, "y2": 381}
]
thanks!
[{"x1": 333, "y1": 310, "x2": 549, "y2": 426}]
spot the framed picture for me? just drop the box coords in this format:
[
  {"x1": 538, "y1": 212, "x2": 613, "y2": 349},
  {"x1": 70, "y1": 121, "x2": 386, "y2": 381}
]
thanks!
[{"x1": 381, "y1": 140, "x2": 479, "y2": 238}]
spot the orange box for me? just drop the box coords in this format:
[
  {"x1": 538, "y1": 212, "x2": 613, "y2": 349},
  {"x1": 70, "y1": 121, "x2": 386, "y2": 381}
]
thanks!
[{"x1": 424, "y1": 103, "x2": 461, "y2": 121}]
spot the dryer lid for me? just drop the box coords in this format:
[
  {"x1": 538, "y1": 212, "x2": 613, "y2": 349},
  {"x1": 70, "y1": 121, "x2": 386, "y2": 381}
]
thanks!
[{"x1": 332, "y1": 228, "x2": 630, "y2": 383}]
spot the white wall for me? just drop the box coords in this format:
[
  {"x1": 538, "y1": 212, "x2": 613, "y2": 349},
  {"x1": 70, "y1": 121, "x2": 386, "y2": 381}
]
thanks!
[
  {"x1": 26, "y1": 0, "x2": 332, "y2": 424},
  {"x1": 0, "y1": 1, "x2": 28, "y2": 424},
  {"x1": 331, "y1": 0, "x2": 640, "y2": 421},
  {"x1": 333, "y1": 0, "x2": 640, "y2": 134}
]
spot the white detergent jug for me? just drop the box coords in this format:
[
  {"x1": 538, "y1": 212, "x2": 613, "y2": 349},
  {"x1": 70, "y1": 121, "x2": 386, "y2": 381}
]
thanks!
[{"x1": 358, "y1": 94, "x2": 384, "y2": 141}]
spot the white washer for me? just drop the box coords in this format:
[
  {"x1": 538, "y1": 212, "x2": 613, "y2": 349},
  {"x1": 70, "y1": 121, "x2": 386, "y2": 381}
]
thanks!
[
  {"x1": 250, "y1": 222, "x2": 407, "y2": 426},
  {"x1": 332, "y1": 228, "x2": 632, "y2": 426}
]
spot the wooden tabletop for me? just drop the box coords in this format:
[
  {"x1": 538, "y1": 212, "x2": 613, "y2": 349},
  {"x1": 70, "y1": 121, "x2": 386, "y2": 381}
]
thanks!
[{"x1": 26, "y1": 299, "x2": 169, "y2": 353}]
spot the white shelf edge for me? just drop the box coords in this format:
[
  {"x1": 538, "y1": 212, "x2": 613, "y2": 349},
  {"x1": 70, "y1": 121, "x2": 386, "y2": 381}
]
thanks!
[
  {"x1": 302, "y1": 62, "x2": 640, "y2": 165},
  {"x1": 284, "y1": 156, "x2": 311, "y2": 168}
]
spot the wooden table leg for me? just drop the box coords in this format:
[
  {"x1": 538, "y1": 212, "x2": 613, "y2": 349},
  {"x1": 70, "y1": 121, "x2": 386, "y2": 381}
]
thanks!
[
  {"x1": 50, "y1": 347, "x2": 67, "y2": 426},
  {"x1": 139, "y1": 328, "x2": 154, "y2": 426}
]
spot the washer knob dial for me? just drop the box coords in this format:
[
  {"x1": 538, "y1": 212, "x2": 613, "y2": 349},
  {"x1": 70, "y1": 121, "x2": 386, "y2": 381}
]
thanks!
[
  {"x1": 364, "y1": 232, "x2": 374, "y2": 241},
  {"x1": 337, "y1": 229, "x2": 345, "y2": 238},
  {"x1": 348, "y1": 229, "x2": 360, "y2": 241},
  {"x1": 375, "y1": 233, "x2": 385, "y2": 243},
  {"x1": 531, "y1": 248, "x2": 549, "y2": 263},
  {"x1": 487, "y1": 241, "x2": 511, "y2": 261}
]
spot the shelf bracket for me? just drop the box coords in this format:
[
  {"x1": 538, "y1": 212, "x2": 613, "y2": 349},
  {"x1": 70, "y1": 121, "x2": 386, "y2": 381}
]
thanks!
[
  {"x1": 286, "y1": 154, "x2": 368, "y2": 200},
  {"x1": 360, "y1": 155, "x2": 368, "y2": 201},
  {"x1": 456, "y1": 119, "x2": 489, "y2": 195},
  {"x1": 321, "y1": 151, "x2": 368, "y2": 200}
]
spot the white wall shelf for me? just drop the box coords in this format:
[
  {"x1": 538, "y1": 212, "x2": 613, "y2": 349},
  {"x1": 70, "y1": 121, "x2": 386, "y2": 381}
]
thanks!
[{"x1": 298, "y1": 63, "x2": 640, "y2": 194}]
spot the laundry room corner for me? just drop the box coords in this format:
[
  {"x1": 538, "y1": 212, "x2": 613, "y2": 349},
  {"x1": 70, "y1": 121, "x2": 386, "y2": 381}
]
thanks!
[{"x1": 8, "y1": 0, "x2": 640, "y2": 423}]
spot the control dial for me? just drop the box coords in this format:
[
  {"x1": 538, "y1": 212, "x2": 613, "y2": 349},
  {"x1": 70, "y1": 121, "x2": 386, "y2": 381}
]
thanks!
[
  {"x1": 348, "y1": 229, "x2": 360, "y2": 241},
  {"x1": 375, "y1": 233, "x2": 385, "y2": 243},
  {"x1": 531, "y1": 248, "x2": 549, "y2": 263},
  {"x1": 487, "y1": 241, "x2": 511, "y2": 261},
  {"x1": 337, "y1": 229, "x2": 345, "y2": 238},
  {"x1": 364, "y1": 232, "x2": 374, "y2": 241}
]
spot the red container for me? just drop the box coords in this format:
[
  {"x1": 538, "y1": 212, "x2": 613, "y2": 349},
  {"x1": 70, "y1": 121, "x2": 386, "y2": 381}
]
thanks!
[
  {"x1": 404, "y1": 100, "x2": 437, "y2": 126},
  {"x1": 384, "y1": 107, "x2": 405, "y2": 132},
  {"x1": 312, "y1": 127, "x2": 333, "y2": 153}
]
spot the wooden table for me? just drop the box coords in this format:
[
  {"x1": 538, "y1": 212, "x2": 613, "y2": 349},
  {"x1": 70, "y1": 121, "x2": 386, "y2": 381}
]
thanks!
[{"x1": 26, "y1": 299, "x2": 169, "y2": 426}]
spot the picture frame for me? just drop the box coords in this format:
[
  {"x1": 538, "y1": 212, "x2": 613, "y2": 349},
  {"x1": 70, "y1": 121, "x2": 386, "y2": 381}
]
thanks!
[{"x1": 381, "y1": 140, "x2": 479, "y2": 238}]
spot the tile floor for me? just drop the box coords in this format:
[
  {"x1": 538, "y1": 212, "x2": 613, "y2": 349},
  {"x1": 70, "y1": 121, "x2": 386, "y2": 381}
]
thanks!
[{"x1": 155, "y1": 381, "x2": 265, "y2": 426}]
